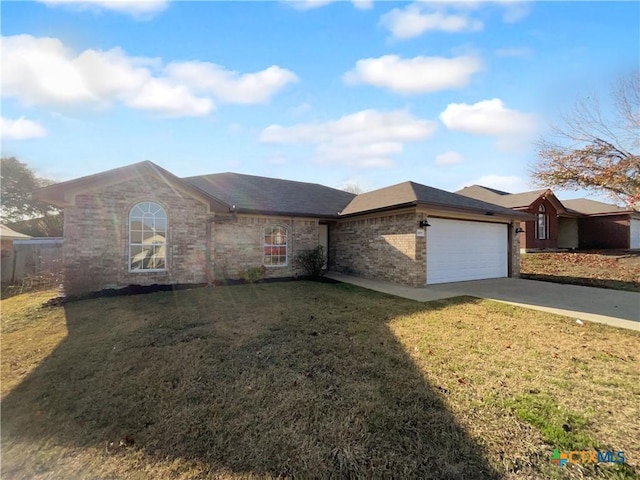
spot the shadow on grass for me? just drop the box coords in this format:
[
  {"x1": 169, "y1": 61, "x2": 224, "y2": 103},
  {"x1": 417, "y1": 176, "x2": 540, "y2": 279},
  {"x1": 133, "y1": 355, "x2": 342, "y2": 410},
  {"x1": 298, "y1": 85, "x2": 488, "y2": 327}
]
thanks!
[
  {"x1": 520, "y1": 273, "x2": 640, "y2": 292},
  {"x1": 1, "y1": 282, "x2": 500, "y2": 478}
]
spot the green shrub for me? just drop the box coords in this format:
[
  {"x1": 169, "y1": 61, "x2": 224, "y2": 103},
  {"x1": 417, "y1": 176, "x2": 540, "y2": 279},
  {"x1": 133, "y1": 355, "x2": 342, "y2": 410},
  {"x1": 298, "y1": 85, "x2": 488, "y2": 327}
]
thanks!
[
  {"x1": 242, "y1": 266, "x2": 266, "y2": 284},
  {"x1": 294, "y1": 246, "x2": 326, "y2": 280}
]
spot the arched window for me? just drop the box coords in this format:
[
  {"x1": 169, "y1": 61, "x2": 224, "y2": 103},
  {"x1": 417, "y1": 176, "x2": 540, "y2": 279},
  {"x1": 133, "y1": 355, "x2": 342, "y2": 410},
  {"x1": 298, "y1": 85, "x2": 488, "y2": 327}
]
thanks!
[
  {"x1": 264, "y1": 225, "x2": 288, "y2": 267},
  {"x1": 536, "y1": 204, "x2": 548, "y2": 240},
  {"x1": 129, "y1": 202, "x2": 167, "y2": 271}
]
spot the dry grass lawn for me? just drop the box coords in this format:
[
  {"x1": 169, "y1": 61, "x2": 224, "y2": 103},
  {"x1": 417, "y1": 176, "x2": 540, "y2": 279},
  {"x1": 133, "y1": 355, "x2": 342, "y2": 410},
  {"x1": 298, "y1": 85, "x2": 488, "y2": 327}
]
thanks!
[
  {"x1": 521, "y1": 251, "x2": 640, "y2": 292},
  {"x1": 1, "y1": 282, "x2": 639, "y2": 479}
]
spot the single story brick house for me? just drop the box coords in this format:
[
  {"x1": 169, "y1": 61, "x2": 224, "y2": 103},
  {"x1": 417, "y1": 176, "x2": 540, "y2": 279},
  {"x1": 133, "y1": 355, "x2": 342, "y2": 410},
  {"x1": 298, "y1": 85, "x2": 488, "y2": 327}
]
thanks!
[
  {"x1": 35, "y1": 161, "x2": 530, "y2": 295},
  {"x1": 457, "y1": 185, "x2": 640, "y2": 251}
]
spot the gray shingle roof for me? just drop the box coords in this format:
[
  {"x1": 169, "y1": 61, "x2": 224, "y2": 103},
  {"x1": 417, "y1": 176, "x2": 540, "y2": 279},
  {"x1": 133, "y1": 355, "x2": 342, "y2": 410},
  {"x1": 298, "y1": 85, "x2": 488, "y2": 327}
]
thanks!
[
  {"x1": 492, "y1": 190, "x2": 549, "y2": 208},
  {"x1": 341, "y1": 181, "x2": 528, "y2": 218},
  {"x1": 562, "y1": 198, "x2": 630, "y2": 215},
  {"x1": 184, "y1": 172, "x2": 355, "y2": 217}
]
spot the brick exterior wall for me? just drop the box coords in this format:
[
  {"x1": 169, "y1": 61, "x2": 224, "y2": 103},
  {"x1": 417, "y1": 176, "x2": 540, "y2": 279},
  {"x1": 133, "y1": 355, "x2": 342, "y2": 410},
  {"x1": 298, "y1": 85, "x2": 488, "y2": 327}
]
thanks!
[
  {"x1": 62, "y1": 174, "x2": 211, "y2": 295},
  {"x1": 578, "y1": 215, "x2": 630, "y2": 249},
  {"x1": 510, "y1": 222, "x2": 521, "y2": 278},
  {"x1": 62, "y1": 176, "x2": 325, "y2": 294},
  {"x1": 331, "y1": 211, "x2": 520, "y2": 287},
  {"x1": 330, "y1": 211, "x2": 426, "y2": 287},
  {"x1": 212, "y1": 214, "x2": 321, "y2": 281}
]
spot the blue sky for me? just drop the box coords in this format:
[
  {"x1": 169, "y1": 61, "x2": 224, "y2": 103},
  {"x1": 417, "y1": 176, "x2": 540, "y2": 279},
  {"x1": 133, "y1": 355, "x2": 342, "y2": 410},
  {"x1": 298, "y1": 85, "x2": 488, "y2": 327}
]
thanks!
[{"x1": 1, "y1": 0, "x2": 638, "y2": 200}]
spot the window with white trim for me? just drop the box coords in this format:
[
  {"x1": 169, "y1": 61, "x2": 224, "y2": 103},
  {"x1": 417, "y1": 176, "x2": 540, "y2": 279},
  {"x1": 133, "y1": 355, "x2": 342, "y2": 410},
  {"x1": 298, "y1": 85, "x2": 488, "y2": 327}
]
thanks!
[
  {"x1": 129, "y1": 202, "x2": 167, "y2": 271},
  {"x1": 264, "y1": 225, "x2": 288, "y2": 267},
  {"x1": 536, "y1": 204, "x2": 548, "y2": 240}
]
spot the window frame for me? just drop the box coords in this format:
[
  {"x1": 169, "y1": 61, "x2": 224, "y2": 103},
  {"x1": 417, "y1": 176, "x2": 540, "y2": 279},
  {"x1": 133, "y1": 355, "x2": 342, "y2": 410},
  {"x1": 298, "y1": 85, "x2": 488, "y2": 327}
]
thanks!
[
  {"x1": 536, "y1": 204, "x2": 548, "y2": 240},
  {"x1": 128, "y1": 201, "x2": 168, "y2": 273},
  {"x1": 263, "y1": 224, "x2": 288, "y2": 268}
]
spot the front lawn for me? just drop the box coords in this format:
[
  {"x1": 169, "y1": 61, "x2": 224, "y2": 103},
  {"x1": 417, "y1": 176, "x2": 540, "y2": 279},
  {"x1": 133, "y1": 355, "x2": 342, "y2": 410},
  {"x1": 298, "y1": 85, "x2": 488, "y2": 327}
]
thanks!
[
  {"x1": 2, "y1": 282, "x2": 639, "y2": 479},
  {"x1": 520, "y1": 251, "x2": 640, "y2": 292}
]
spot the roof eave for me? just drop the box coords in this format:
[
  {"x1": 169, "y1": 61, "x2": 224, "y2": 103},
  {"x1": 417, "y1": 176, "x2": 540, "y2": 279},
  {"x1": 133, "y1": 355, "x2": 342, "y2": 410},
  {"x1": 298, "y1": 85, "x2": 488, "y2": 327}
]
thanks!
[
  {"x1": 338, "y1": 201, "x2": 418, "y2": 218},
  {"x1": 417, "y1": 201, "x2": 534, "y2": 220},
  {"x1": 235, "y1": 208, "x2": 342, "y2": 219}
]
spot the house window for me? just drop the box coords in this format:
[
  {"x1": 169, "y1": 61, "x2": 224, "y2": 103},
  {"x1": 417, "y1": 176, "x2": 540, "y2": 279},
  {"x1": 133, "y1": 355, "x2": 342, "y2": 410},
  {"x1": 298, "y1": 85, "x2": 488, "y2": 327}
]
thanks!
[
  {"x1": 129, "y1": 202, "x2": 167, "y2": 271},
  {"x1": 264, "y1": 225, "x2": 287, "y2": 267},
  {"x1": 536, "y1": 204, "x2": 548, "y2": 240}
]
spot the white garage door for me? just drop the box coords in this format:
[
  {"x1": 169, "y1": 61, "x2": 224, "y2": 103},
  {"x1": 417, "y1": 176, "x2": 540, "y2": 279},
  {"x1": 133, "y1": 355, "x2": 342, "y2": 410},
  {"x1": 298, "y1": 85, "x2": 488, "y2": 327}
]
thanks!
[
  {"x1": 426, "y1": 218, "x2": 508, "y2": 284},
  {"x1": 631, "y1": 219, "x2": 640, "y2": 249}
]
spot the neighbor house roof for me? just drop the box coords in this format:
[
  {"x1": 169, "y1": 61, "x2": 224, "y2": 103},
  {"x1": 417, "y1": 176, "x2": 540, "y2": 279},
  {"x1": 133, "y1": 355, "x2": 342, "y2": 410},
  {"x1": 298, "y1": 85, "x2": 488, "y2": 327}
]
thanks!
[
  {"x1": 0, "y1": 225, "x2": 31, "y2": 240},
  {"x1": 455, "y1": 185, "x2": 572, "y2": 215},
  {"x1": 341, "y1": 181, "x2": 530, "y2": 219},
  {"x1": 562, "y1": 199, "x2": 638, "y2": 217},
  {"x1": 184, "y1": 173, "x2": 355, "y2": 217}
]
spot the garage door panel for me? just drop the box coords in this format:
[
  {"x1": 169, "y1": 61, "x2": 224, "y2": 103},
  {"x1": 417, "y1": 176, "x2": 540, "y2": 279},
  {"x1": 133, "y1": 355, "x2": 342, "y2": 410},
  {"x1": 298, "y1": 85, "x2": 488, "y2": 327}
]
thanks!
[{"x1": 426, "y1": 218, "x2": 508, "y2": 284}]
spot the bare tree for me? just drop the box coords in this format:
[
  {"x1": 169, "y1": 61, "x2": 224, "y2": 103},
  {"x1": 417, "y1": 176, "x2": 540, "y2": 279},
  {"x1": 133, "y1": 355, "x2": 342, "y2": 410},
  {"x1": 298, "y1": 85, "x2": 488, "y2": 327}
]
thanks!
[
  {"x1": 532, "y1": 71, "x2": 639, "y2": 209},
  {"x1": 341, "y1": 183, "x2": 365, "y2": 195}
]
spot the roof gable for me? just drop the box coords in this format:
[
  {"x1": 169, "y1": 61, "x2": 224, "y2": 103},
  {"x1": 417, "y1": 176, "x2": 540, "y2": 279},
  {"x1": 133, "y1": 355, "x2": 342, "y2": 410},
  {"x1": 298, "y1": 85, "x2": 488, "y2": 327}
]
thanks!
[{"x1": 33, "y1": 161, "x2": 229, "y2": 212}]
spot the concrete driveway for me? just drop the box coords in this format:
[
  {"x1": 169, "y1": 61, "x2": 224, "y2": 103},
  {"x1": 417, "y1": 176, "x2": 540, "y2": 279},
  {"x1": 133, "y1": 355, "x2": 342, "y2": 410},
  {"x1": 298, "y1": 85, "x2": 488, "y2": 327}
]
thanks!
[{"x1": 325, "y1": 273, "x2": 640, "y2": 331}]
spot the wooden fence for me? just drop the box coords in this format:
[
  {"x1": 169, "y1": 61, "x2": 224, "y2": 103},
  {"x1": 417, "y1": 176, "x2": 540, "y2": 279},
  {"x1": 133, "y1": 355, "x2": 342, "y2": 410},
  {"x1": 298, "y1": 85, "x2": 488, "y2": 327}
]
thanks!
[{"x1": 1, "y1": 238, "x2": 64, "y2": 286}]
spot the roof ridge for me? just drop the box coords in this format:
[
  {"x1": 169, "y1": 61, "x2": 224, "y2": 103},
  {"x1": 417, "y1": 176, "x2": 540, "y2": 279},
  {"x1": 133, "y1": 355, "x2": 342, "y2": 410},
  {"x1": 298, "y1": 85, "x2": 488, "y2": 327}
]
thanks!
[{"x1": 183, "y1": 171, "x2": 353, "y2": 193}]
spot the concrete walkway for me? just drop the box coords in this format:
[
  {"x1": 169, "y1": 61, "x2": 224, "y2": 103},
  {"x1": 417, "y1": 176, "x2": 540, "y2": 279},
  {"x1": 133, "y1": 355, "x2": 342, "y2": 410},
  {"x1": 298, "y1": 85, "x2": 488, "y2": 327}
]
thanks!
[{"x1": 325, "y1": 273, "x2": 640, "y2": 332}]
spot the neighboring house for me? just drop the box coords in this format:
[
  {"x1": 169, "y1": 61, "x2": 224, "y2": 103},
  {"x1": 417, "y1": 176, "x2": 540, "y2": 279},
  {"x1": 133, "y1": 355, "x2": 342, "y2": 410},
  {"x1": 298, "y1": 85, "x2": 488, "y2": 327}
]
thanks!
[
  {"x1": 457, "y1": 185, "x2": 640, "y2": 251},
  {"x1": 456, "y1": 185, "x2": 577, "y2": 250},
  {"x1": 0, "y1": 225, "x2": 31, "y2": 283},
  {"x1": 562, "y1": 199, "x2": 640, "y2": 250},
  {"x1": 34, "y1": 161, "x2": 530, "y2": 295}
]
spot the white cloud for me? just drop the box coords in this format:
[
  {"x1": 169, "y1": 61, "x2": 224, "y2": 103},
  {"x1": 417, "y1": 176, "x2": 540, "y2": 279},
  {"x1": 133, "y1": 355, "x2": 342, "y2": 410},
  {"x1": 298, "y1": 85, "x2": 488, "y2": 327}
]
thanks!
[
  {"x1": 380, "y1": 4, "x2": 483, "y2": 39},
  {"x1": 499, "y1": 1, "x2": 532, "y2": 23},
  {"x1": 1, "y1": 117, "x2": 48, "y2": 140},
  {"x1": 344, "y1": 55, "x2": 482, "y2": 94},
  {"x1": 165, "y1": 62, "x2": 298, "y2": 104},
  {"x1": 37, "y1": 0, "x2": 169, "y2": 18},
  {"x1": 260, "y1": 109, "x2": 437, "y2": 168},
  {"x1": 440, "y1": 99, "x2": 537, "y2": 152},
  {"x1": 459, "y1": 174, "x2": 530, "y2": 193},
  {"x1": 289, "y1": 0, "x2": 372, "y2": 10},
  {"x1": 380, "y1": 1, "x2": 530, "y2": 40},
  {"x1": 125, "y1": 78, "x2": 212, "y2": 116},
  {"x1": 440, "y1": 99, "x2": 537, "y2": 136},
  {"x1": 2, "y1": 34, "x2": 296, "y2": 117},
  {"x1": 351, "y1": 0, "x2": 373, "y2": 10},
  {"x1": 434, "y1": 150, "x2": 464, "y2": 166},
  {"x1": 2, "y1": 35, "x2": 97, "y2": 105}
]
